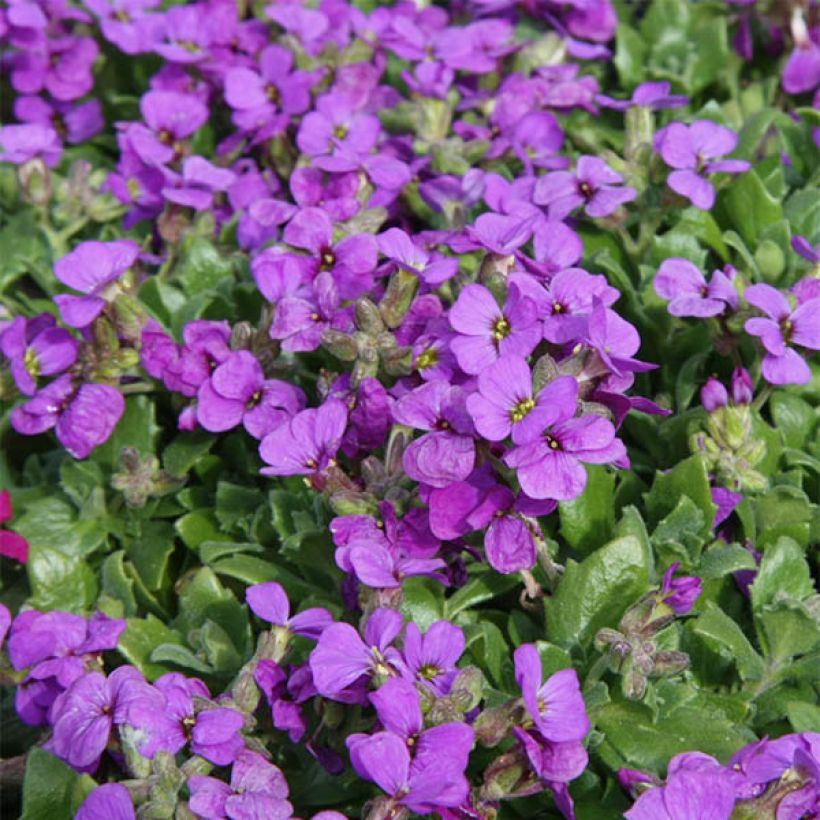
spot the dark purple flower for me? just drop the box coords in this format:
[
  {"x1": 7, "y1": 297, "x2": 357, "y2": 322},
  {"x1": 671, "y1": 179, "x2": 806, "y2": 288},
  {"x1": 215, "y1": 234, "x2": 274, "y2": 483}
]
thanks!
[
  {"x1": 53, "y1": 240, "x2": 140, "y2": 328},
  {"x1": 259, "y1": 399, "x2": 347, "y2": 478},
  {"x1": 744, "y1": 283, "x2": 820, "y2": 385},
  {"x1": 792, "y1": 235, "x2": 819, "y2": 264},
  {"x1": 76, "y1": 783, "x2": 136, "y2": 820},
  {"x1": 309, "y1": 608, "x2": 403, "y2": 699},
  {"x1": 654, "y1": 121, "x2": 750, "y2": 210},
  {"x1": 197, "y1": 350, "x2": 305, "y2": 439},
  {"x1": 0, "y1": 315, "x2": 77, "y2": 396},
  {"x1": 514, "y1": 645, "x2": 590, "y2": 743},
  {"x1": 246, "y1": 581, "x2": 332, "y2": 639},
  {"x1": 392, "y1": 381, "x2": 475, "y2": 488},
  {"x1": 533, "y1": 155, "x2": 637, "y2": 219},
  {"x1": 188, "y1": 750, "x2": 292, "y2": 820},
  {"x1": 654, "y1": 258, "x2": 738, "y2": 317},
  {"x1": 658, "y1": 562, "x2": 702, "y2": 614}
]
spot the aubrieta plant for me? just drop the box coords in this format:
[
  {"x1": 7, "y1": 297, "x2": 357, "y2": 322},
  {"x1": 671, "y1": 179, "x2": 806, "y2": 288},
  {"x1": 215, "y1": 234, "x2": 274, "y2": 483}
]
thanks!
[{"x1": 0, "y1": 0, "x2": 818, "y2": 818}]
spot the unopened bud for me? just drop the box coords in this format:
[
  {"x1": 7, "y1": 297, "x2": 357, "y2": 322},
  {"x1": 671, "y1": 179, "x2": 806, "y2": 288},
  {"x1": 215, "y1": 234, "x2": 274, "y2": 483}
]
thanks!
[
  {"x1": 18, "y1": 159, "x2": 52, "y2": 206},
  {"x1": 380, "y1": 269, "x2": 419, "y2": 328},
  {"x1": 473, "y1": 701, "x2": 518, "y2": 747},
  {"x1": 355, "y1": 297, "x2": 385, "y2": 335},
  {"x1": 321, "y1": 329, "x2": 359, "y2": 362},
  {"x1": 651, "y1": 650, "x2": 690, "y2": 676}
]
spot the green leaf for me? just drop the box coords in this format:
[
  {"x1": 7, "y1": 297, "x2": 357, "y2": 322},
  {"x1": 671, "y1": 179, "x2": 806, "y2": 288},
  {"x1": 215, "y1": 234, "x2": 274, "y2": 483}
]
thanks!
[
  {"x1": 559, "y1": 466, "x2": 616, "y2": 555},
  {"x1": 651, "y1": 495, "x2": 706, "y2": 566},
  {"x1": 751, "y1": 537, "x2": 814, "y2": 613},
  {"x1": 759, "y1": 604, "x2": 820, "y2": 662},
  {"x1": 175, "y1": 237, "x2": 235, "y2": 296},
  {"x1": 751, "y1": 486, "x2": 813, "y2": 548},
  {"x1": 100, "y1": 551, "x2": 138, "y2": 616},
  {"x1": 545, "y1": 535, "x2": 650, "y2": 649},
  {"x1": 444, "y1": 569, "x2": 521, "y2": 620},
  {"x1": 21, "y1": 748, "x2": 88, "y2": 820},
  {"x1": 175, "y1": 510, "x2": 222, "y2": 549},
  {"x1": 92, "y1": 396, "x2": 159, "y2": 469},
  {"x1": 786, "y1": 701, "x2": 820, "y2": 733},
  {"x1": 613, "y1": 24, "x2": 646, "y2": 87},
  {"x1": 770, "y1": 393, "x2": 816, "y2": 449},
  {"x1": 27, "y1": 544, "x2": 98, "y2": 612},
  {"x1": 215, "y1": 481, "x2": 266, "y2": 534},
  {"x1": 645, "y1": 454, "x2": 715, "y2": 540},
  {"x1": 401, "y1": 577, "x2": 445, "y2": 632},
  {"x1": 117, "y1": 615, "x2": 186, "y2": 680},
  {"x1": 151, "y1": 642, "x2": 213, "y2": 674},
  {"x1": 698, "y1": 542, "x2": 757, "y2": 580},
  {"x1": 125, "y1": 521, "x2": 175, "y2": 591},
  {"x1": 210, "y1": 555, "x2": 313, "y2": 598},
  {"x1": 691, "y1": 602, "x2": 765, "y2": 681},
  {"x1": 674, "y1": 351, "x2": 710, "y2": 411},
  {"x1": 14, "y1": 496, "x2": 107, "y2": 559},
  {"x1": 163, "y1": 430, "x2": 216, "y2": 476},
  {"x1": 464, "y1": 620, "x2": 508, "y2": 687},
  {"x1": 690, "y1": 14, "x2": 728, "y2": 92},
  {"x1": 720, "y1": 168, "x2": 784, "y2": 250}
]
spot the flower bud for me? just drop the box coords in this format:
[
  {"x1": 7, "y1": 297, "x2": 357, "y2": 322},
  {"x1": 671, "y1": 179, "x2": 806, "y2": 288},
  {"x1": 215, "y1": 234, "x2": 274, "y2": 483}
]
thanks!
[
  {"x1": 754, "y1": 239, "x2": 786, "y2": 282},
  {"x1": 731, "y1": 368, "x2": 753, "y2": 405},
  {"x1": 379, "y1": 269, "x2": 419, "y2": 328},
  {"x1": 651, "y1": 650, "x2": 690, "y2": 676},
  {"x1": 321, "y1": 329, "x2": 359, "y2": 362},
  {"x1": 700, "y1": 377, "x2": 729, "y2": 412},
  {"x1": 473, "y1": 701, "x2": 519, "y2": 747},
  {"x1": 355, "y1": 297, "x2": 385, "y2": 335},
  {"x1": 18, "y1": 159, "x2": 52, "y2": 206}
]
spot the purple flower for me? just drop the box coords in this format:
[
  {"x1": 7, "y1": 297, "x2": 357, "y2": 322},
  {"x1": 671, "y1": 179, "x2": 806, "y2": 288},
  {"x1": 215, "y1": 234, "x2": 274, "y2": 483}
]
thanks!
[
  {"x1": 197, "y1": 350, "x2": 305, "y2": 439},
  {"x1": 53, "y1": 240, "x2": 140, "y2": 328},
  {"x1": 246, "y1": 581, "x2": 332, "y2": 639},
  {"x1": 712, "y1": 487, "x2": 743, "y2": 530},
  {"x1": 597, "y1": 81, "x2": 687, "y2": 111},
  {"x1": 49, "y1": 666, "x2": 144, "y2": 770},
  {"x1": 792, "y1": 235, "x2": 819, "y2": 264},
  {"x1": 0, "y1": 314, "x2": 77, "y2": 396},
  {"x1": 514, "y1": 645, "x2": 590, "y2": 743},
  {"x1": 188, "y1": 750, "x2": 292, "y2": 820},
  {"x1": 449, "y1": 283, "x2": 540, "y2": 375},
  {"x1": 392, "y1": 381, "x2": 475, "y2": 488},
  {"x1": 654, "y1": 258, "x2": 738, "y2": 317},
  {"x1": 533, "y1": 155, "x2": 637, "y2": 220},
  {"x1": 259, "y1": 399, "x2": 347, "y2": 478},
  {"x1": 309, "y1": 608, "x2": 404, "y2": 699},
  {"x1": 378, "y1": 228, "x2": 458, "y2": 286},
  {"x1": 782, "y1": 20, "x2": 820, "y2": 95},
  {"x1": 654, "y1": 121, "x2": 750, "y2": 209},
  {"x1": 0, "y1": 604, "x2": 10, "y2": 651},
  {"x1": 401, "y1": 620, "x2": 465, "y2": 695},
  {"x1": 348, "y1": 539, "x2": 446, "y2": 590},
  {"x1": 466, "y1": 355, "x2": 578, "y2": 444},
  {"x1": 744, "y1": 283, "x2": 820, "y2": 384},
  {"x1": 700, "y1": 377, "x2": 729, "y2": 412},
  {"x1": 76, "y1": 783, "x2": 136, "y2": 820},
  {"x1": 658, "y1": 562, "x2": 702, "y2": 614},
  {"x1": 161, "y1": 155, "x2": 236, "y2": 211},
  {"x1": 0, "y1": 123, "x2": 62, "y2": 166},
  {"x1": 510, "y1": 111, "x2": 566, "y2": 172},
  {"x1": 503, "y1": 389, "x2": 625, "y2": 501},
  {"x1": 10, "y1": 376, "x2": 125, "y2": 459},
  {"x1": 191, "y1": 707, "x2": 245, "y2": 766},
  {"x1": 484, "y1": 493, "x2": 555, "y2": 575}
]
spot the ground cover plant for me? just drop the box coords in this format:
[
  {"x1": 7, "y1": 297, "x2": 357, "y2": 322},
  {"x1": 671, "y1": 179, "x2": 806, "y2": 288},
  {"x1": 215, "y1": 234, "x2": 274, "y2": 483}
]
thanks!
[{"x1": 0, "y1": 0, "x2": 818, "y2": 817}]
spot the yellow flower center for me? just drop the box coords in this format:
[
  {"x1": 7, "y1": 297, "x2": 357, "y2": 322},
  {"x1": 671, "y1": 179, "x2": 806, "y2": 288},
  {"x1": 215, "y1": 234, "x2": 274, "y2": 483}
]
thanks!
[
  {"x1": 492, "y1": 315, "x2": 511, "y2": 341},
  {"x1": 509, "y1": 397, "x2": 535, "y2": 423}
]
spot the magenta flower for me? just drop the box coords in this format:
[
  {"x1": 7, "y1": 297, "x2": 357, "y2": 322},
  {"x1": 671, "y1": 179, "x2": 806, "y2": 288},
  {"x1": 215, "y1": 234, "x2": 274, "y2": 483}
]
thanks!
[
  {"x1": 466, "y1": 355, "x2": 579, "y2": 444},
  {"x1": 309, "y1": 608, "x2": 404, "y2": 699},
  {"x1": 392, "y1": 381, "x2": 475, "y2": 488},
  {"x1": 514, "y1": 644, "x2": 590, "y2": 743},
  {"x1": 533, "y1": 155, "x2": 637, "y2": 220},
  {"x1": 76, "y1": 783, "x2": 136, "y2": 820},
  {"x1": 197, "y1": 350, "x2": 305, "y2": 439},
  {"x1": 504, "y1": 392, "x2": 625, "y2": 501},
  {"x1": 654, "y1": 258, "x2": 738, "y2": 317},
  {"x1": 658, "y1": 563, "x2": 702, "y2": 615},
  {"x1": 259, "y1": 399, "x2": 348, "y2": 478},
  {"x1": 246, "y1": 581, "x2": 332, "y2": 640},
  {"x1": 188, "y1": 750, "x2": 292, "y2": 820},
  {"x1": 0, "y1": 489, "x2": 28, "y2": 563},
  {"x1": 53, "y1": 239, "x2": 140, "y2": 328},
  {"x1": 654, "y1": 121, "x2": 750, "y2": 209},
  {"x1": 744, "y1": 283, "x2": 820, "y2": 385},
  {"x1": 449, "y1": 283, "x2": 540, "y2": 375},
  {"x1": 10, "y1": 375, "x2": 125, "y2": 459}
]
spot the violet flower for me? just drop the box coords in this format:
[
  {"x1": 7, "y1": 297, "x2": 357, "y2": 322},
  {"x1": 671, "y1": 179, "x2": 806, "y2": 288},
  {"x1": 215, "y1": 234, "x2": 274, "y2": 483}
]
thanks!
[
  {"x1": 449, "y1": 283, "x2": 540, "y2": 375},
  {"x1": 658, "y1": 562, "x2": 702, "y2": 615},
  {"x1": 197, "y1": 350, "x2": 305, "y2": 439},
  {"x1": 76, "y1": 783, "x2": 136, "y2": 820},
  {"x1": 654, "y1": 121, "x2": 750, "y2": 210},
  {"x1": 190, "y1": 707, "x2": 246, "y2": 766},
  {"x1": 401, "y1": 620, "x2": 465, "y2": 695},
  {"x1": 309, "y1": 608, "x2": 404, "y2": 699},
  {"x1": 0, "y1": 489, "x2": 28, "y2": 563},
  {"x1": 744, "y1": 283, "x2": 820, "y2": 385},
  {"x1": 597, "y1": 81, "x2": 687, "y2": 111},
  {"x1": 378, "y1": 228, "x2": 459, "y2": 286},
  {"x1": 0, "y1": 123, "x2": 62, "y2": 167},
  {"x1": 188, "y1": 750, "x2": 292, "y2": 820},
  {"x1": 246, "y1": 581, "x2": 332, "y2": 639},
  {"x1": 654, "y1": 258, "x2": 738, "y2": 317},
  {"x1": 53, "y1": 239, "x2": 140, "y2": 328},
  {"x1": 259, "y1": 398, "x2": 348, "y2": 478},
  {"x1": 503, "y1": 384, "x2": 625, "y2": 501},
  {"x1": 391, "y1": 380, "x2": 475, "y2": 488},
  {"x1": 514, "y1": 644, "x2": 590, "y2": 743},
  {"x1": 1, "y1": 315, "x2": 76, "y2": 396},
  {"x1": 533, "y1": 155, "x2": 637, "y2": 220}
]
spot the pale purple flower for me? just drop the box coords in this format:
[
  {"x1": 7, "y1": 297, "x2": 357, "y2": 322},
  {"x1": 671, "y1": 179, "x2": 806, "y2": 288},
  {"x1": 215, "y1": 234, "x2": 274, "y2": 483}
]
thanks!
[
  {"x1": 348, "y1": 539, "x2": 446, "y2": 590},
  {"x1": 188, "y1": 750, "x2": 292, "y2": 820},
  {"x1": 744, "y1": 283, "x2": 820, "y2": 385},
  {"x1": 309, "y1": 608, "x2": 404, "y2": 699},
  {"x1": 246, "y1": 581, "x2": 332, "y2": 639},
  {"x1": 162, "y1": 155, "x2": 236, "y2": 211},
  {"x1": 449, "y1": 283, "x2": 540, "y2": 375},
  {"x1": 654, "y1": 258, "x2": 738, "y2": 317},
  {"x1": 84, "y1": 0, "x2": 163, "y2": 55},
  {"x1": 378, "y1": 228, "x2": 458, "y2": 286},
  {"x1": 191, "y1": 707, "x2": 246, "y2": 766},
  {"x1": 466, "y1": 355, "x2": 578, "y2": 444},
  {"x1": 197, "y1": 350, "x2": 305, "y2": 439},
  {"x1": 0, "y1": 123, "x2": 62, "y2": 166},
  {"x1": 511, "y1": 111, "x2": 566, "y2": 172},
  {"x1": 700, "y1": 377, "x2": 729, "y2": 412},
  {"x1": 533, "y1": 155, "x2": 636, "y2": 220},
  {"x1": 53, "y1": 239, "x2": 140, "y2": 328},
  {"x1": 76, "y1": 783, "x2": 136, "y2": 820},
  {"x1": 597, "y1": 81, "x2": 687, "y2": 111},
  {"x1": 658, "y1": 562, "x2": 702, "y2": 614},
  {"x1": 14, "y1": 96, "x2": 104, "y2": 145},
  {"x1": 0, "y1": 314, "x2": 77, "y2": 395},
  {"x1": 259, "y1": 399, "x2": 348, "y2": 478},
  {"x1": 514, "y1": 644, "x2": 590, "y2": 743},
  {"x1": 514, "y1": 727, "x2": 589, "y2": 787},
  {"x1": 654, "y1": 121, "x2": 750, "y2": 209},
  {"x1": 467, "y1": 212, "x2": 539, "y2": 256},
  {"x1": 392, "y1": 381, "x2": 475, "y2": 488},
  {"x1": 152, "y1": 5, "x2": 211, "y2": 62}
]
